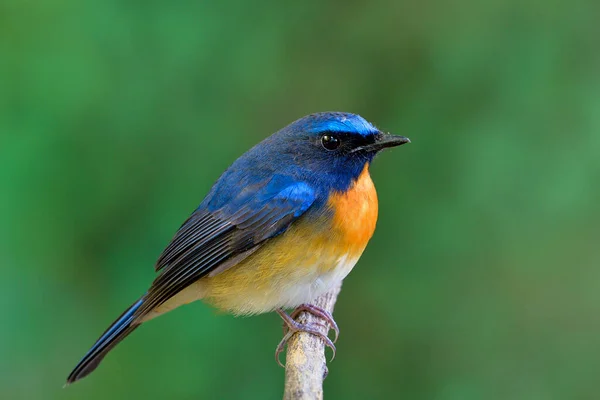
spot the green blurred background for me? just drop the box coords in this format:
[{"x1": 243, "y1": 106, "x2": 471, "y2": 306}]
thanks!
[{"x1": 2, "y1": 0, "x2": 600, "y2": 399}]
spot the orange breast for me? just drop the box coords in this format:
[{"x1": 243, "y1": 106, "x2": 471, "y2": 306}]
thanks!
[{"x1": 327, "y1": 163, "x2": 378, "y2": 255}]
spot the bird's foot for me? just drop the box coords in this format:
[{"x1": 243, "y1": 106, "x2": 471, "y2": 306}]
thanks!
[
  {"x1": 290, "y1": 304, "x2": 340, "y2": 343},
  {"x1": 275, "y1": 305, "x2": 339, "y2": 367}
]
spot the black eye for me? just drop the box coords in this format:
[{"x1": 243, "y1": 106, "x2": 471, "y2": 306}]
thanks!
[{"x1": 321, "y1": 134, "x2": 341, "y2": 151}]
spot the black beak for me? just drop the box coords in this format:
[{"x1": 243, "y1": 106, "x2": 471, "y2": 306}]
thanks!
[{"x1": 359, "y1": 132, "x2": 410, "y2": 152}]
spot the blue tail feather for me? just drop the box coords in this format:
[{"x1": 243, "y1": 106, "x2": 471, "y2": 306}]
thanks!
[{"x1": 66, "y1": 298, "x2": 144, "y2": 385}]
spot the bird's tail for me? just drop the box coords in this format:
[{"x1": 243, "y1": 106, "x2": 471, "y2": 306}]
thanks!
[{"x1": 66, "y1": 297, "x2": 145, "y2": 385}]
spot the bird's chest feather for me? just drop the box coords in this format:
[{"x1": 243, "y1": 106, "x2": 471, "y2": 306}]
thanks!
[{"x1": 327, "y1": 163, "x2": 378, "y2": 255}]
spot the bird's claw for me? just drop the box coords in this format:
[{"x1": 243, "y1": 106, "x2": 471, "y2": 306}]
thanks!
[
  {"x1": 290, "y1": 303, "x2": 340, "y2": 344},
  {"x1": 275, "y1": 305, "x2": 339, "y2": 367}
]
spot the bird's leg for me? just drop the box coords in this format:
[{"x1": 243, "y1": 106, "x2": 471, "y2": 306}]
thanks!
[{"x1": 275, "y1": 306, "x2": 337, "y2": 367}]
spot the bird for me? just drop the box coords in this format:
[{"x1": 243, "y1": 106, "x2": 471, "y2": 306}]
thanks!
[{"x1": 66, "y1": 112, "x2": 410, "y2": 384}]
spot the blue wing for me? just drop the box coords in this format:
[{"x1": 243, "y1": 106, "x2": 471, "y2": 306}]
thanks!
[{"x1": 136, "y1": 175, "x2": 317, "y2": 316}]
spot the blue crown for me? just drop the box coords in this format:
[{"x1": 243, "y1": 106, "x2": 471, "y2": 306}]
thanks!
[{"x1": 296, "y1": 112, "x2": 380, "y2": 137}]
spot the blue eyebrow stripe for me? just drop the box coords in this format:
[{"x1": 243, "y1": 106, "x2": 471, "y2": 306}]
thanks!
[{"x1": 306, "y1": 114, "x2": 379, "y2": 136}]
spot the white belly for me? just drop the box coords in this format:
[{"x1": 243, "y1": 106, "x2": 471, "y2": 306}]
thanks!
[{"x1": 275, "y1": 253, "x2": 360, "y2": 309}]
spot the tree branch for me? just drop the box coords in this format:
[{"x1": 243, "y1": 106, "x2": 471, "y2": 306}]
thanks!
[{"x1": 283, "y1": 283, "x2": 342, "y2": 400}]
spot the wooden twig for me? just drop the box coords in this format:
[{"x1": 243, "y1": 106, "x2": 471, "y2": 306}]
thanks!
[{"x1": 283, "y1": 283, "x2": 342, "y2": 400}]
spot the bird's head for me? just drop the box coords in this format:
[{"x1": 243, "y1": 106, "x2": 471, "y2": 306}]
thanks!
[
  {"x1": 268, "y1": 112, "x2": 410, "y2": 191},
  {"x1": 203, "y1": 112, "x2": 410, "y2": 210}
]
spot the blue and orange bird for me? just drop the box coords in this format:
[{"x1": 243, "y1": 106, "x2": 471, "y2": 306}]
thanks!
[{"x1": 66, "y1": 112, "x2": 410, "y2": 384}]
